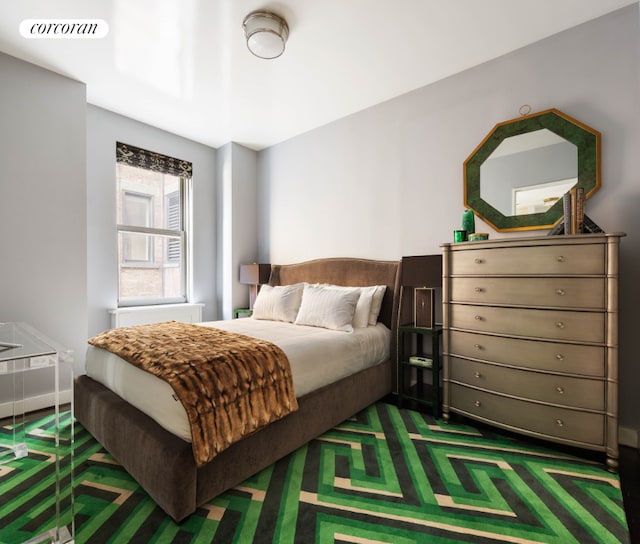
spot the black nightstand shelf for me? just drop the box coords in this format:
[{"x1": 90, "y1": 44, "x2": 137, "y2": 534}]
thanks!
[{"x1": 398, "y1": 324, "x2": 443, "y2": 418}]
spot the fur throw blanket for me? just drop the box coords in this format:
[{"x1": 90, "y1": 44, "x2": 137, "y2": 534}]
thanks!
[{"x1": 88, "y1": 321, "x2": 298, "y2": 467}]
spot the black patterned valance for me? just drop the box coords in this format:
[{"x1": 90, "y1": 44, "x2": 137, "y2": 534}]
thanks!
[{"x1": 116, "y1": 142, "x2": 192, "y2": 177}]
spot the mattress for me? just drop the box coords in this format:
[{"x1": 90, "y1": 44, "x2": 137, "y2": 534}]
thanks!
[{"x1": 85, "y1": 319, "x2": 391, "y2": 442}]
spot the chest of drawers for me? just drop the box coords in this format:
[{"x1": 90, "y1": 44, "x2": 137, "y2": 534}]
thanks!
[{"x1": 441, "y1": 233, "x2": 624, "y2": 471}]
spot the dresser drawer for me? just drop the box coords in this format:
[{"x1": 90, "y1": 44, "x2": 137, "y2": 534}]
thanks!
[
  {"x1": 450, "y1": 244, "x2": 605, "y2": 276},
  {"x1": 449, "y1": 384, "x2": 604, "y2": 445},
  {"x1": 450, "y1": 277, "x2": 605, "y2": 309},
  {"x1": 448, "y1": 331, "x2": 605, "y2": 376},
  {"x1": 450, "y1": 304, "x2": 604, "y2": 343},
  {"x1": 449, "y1": 358, "x2": 604, "y2": 410}
]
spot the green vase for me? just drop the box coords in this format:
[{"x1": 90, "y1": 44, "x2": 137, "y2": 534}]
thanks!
[{"x1": 462, "y1": 209, "x2": 475, "y2": 235}]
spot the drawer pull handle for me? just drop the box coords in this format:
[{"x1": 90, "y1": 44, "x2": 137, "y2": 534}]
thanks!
[
  {"x1": 474, "y1": 400, "x2": 482, "y2": 407},
  {"x1": 475, "y1": 287, "x2": 484, "y2": 293},
  {"x1": 475, "y1": 315, "x2": 484, "y2": 321},
  {"x1": 557, "y1": 256, "x2": 565, "y2": 263},
  {"x1": 556, "y1": 289, "x2": 566, "y2": 296},
  {"x1": 474, "y1": 372, "x2": 481, "y2": 379},
  {"x1": 556, "y1": 322, "x2": 565, "y2": 329},
  {"x1": 556, "y1": 386, "x2": 565, "y2": 394},
  {"x1": 556, "y1": 354, "x2": 564, "y2": 361},
  {"x1": 474, "y1": 344, "x2": 482, "y2": 350},
  {"x1": 474, "y1": 258, "x2": 484, "y2": 264},
  {"x1": 556, "y1": 419, "x2": 564, "y2": 427}
]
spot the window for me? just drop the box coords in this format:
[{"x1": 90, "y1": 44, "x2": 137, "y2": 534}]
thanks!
[
  {"x1": 122, "y1": 192, "x2": 152, "y2": 262},
  {"x1": 116, "y1": 143, "x2": 192, "y2": 306}
]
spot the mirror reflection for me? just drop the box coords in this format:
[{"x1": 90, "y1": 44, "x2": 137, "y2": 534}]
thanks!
[{"x1": 480, "y1": 129, "x2": 577, "y2": 216}]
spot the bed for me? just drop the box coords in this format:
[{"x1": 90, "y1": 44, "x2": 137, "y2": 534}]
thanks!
[{"x1": 74, "y1": 257, "x2": 401, "y2": 522}]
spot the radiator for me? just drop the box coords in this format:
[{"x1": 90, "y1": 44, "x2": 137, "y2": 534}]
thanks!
[{"x1": 109, "y1": 303, "x2": 204, "y2": 329}]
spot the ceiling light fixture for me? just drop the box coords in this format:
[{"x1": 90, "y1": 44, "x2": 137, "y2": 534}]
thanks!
[{"x1": 242, "y1": 10, "x2": 289, "y2": 59}]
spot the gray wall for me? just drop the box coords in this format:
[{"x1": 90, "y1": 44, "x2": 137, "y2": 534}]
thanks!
[
  {"x1": 215, "y1": 143, "x2": 260, "y2": 320},
  {"x1": 0, "y1": 52, "x2": 86, "y2": 392},
  {"x1": 258, "y1": 6, "x2": 640, "y2": 435},
  {"x1": 87, "y1": 105, "x2": 218, "y2": 337}
]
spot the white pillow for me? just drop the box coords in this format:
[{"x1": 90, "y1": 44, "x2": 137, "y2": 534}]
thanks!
[
  {"x1": 368, "y1": 285, "x2": 387, "y2": 325},
  {"x1": 294, "y1": 284, "x2": 361, "y2": 332},
  {"x1": 323, "y1": 284, "x2": 374, "y2": 328},
  {"x1": 252, "y1": 283, "x2": 304, "y2": 323}
]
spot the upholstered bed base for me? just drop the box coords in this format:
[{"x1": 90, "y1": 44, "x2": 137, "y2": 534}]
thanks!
[
  {"x1": 75, "y1": 258, "x2": 400, "y2": 522},
  {"x1": 75, "y1": 359, "x2": 392, "y2": 521}
]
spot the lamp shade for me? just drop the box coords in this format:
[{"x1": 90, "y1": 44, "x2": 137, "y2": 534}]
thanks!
[
  {"x1": 401, "y1": 255, "x2": 442, "y2": 287},
  {"x1": 239, "y1": 263, "x2": 271, "y2": 285},
  {"x1": 243, "y1": 11, "x2": 289, "y2": 59}
]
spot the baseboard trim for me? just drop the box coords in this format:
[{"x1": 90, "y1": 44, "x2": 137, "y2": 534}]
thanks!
[{"x1": 0, "y1": 389, "x2": 73, "y2": 419}]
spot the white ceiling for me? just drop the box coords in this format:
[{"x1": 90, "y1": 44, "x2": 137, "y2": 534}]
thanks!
[{"x1": 0, "y1": 0, "x2": 636, "y2": 150}]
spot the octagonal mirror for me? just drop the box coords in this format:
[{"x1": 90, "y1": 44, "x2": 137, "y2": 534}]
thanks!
[{"x1": 464, "y1": 108, "x2": 601, "y2": 232}]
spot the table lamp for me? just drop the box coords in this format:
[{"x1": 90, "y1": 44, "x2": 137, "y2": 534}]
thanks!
[
  {"x1": 401, "y1": 255, "x2": 442, "y2": 328},
  {"x1": 239, "y1": 263, "x2": 271, "y2": 309}
]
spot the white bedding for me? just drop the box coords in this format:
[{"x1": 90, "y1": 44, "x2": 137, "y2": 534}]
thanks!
[{"x1": 85, "y1": 318, "x2": 391, "y2": 442}]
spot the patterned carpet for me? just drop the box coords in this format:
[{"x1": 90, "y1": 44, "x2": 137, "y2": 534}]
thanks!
[{"x1": 0, "y1": 403, "x2": 630, "y2": 543}]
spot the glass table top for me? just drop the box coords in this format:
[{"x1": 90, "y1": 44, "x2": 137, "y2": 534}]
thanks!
[{"x1": 0, "y1": 322, "x2": 57, "y2": 363}]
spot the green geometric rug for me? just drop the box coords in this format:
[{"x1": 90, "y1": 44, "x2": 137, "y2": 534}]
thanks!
[{"x1": 0, "y1": 403, "x2": 630, "y2": 543}]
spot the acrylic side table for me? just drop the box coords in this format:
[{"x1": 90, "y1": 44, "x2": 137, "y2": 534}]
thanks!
[{"x1": 0, "y1": 322, "x2": 74, "y2": 544}]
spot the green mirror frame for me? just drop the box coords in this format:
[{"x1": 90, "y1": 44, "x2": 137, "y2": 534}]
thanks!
[{"x1": 464, "y1": 108, "x2": 601, "y2": 232}]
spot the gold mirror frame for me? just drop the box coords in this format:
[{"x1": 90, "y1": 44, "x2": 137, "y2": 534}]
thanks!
[{"x1": 464, "y1": 108, "x2": 601, "y2": 232}]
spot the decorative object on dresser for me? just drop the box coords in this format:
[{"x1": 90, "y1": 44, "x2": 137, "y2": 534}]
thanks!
[
  {"x1": 547, "y1": 187, "x2": 604, "y2": 235},
  {"x1": 441, "y1": 233, "x2": 625, "y2": 471},
  {"x1": 464, "y1": 108, "x2": 601, "y2": 232},
  {"x1": 397, "y1": 255, "x2": 443, "y2": 415},
  {"x1": 468, "y1": 232, "x2": 489, "y2": 242},
  {"x1": 461, "y1": 208, "x2": 475, "y2": 237},
  {"x1": 453, "y1": 229, "x2": 467, "y2": 243},
  {"x1": 239, "y1": 262, "x2": 271, "y2": 309}
]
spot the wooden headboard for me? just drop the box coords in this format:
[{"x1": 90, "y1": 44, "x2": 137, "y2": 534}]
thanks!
[{"x1": 269, "y1": 257, "x2": 401, "y2": 331}]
